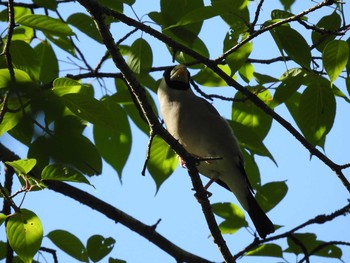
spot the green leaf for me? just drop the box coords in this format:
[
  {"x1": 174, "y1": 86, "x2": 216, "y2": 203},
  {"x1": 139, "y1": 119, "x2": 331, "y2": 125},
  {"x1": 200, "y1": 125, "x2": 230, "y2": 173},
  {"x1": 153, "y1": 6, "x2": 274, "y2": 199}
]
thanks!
[
  {"x1": 10, "y1": 40, "x2": 40, "y2": 81},
  {"x1": 246, "y1": 243, "x2": 283, "y2": 257},
  {"x1": 212, "y1": 202, "x2": 248, "y2": 234},
  {"x1": 192, "y1": 65, "x2": 231, "y2": 87},
  {"x1": 298, "y1": 82, "x2": 336, "y2": 146},
  {"x1": 147, "y1": 136, "x2": 178, "y2": 191},
  {"x1": 45, "y1": 33, "x2": 76, "y2": 56},
  {"x1": 6, "y1": 209, "x2": 43, "y2": 263},
  {"x1": 253, "y1": 72, "x2": 279, "y2": 84},
  {"x1": 97, "y1": 0, "x2": 123, "y2": 11},
  {"x1": 87, "y1": 235, "x2": 115, "y2": 263},
  {"x1": 164, "y1": 6, "x2": 221, "y2": 29},
  {"x1": 225, "y1": 42, "x2": 253, "y2": 75},
  {"x1": 323, "y1": 40, "x2": 349, "y2": 83},
  {"x1": 32, "y1": 0, "x2": 57, "y2": 10},
  {"x1": 127, "y1": 38, "x2": 153, "y2": 75},
  {"x1": 67, "y1": 13, "x2": 103, "y2": 43},
  {"x1": 8, "y1": 109, "x2": 34, "y2": 146},
  {"x1": 286, "y1": 233, "x2": 342, "y2": 259},
  {"x1": 47, "y1": 230, "x2": 88, "y2": 262},
  {"x1": 6, "y1": 159, "x2": 37, "y2": 175},
  {"x1": 0, "y1": 109, "x2": 22, "y2": 136},
  {"x1": 0, "y1": 241, "x2": 6, "y2": 260},
  {"x1": 271, "y1": 9, "x2": 295, "y2": 19},
  {"x1": 34, "y1": 40, "x2": 59, "y2": 84},
  {"x1": 239, "y1": 63, "x2": 254, "y2": 83},
  {"x1": 271, "y1": 26, "x2": 311, "y2": 69},
  {"x1": 93, "y1": 97, "x2": 132, "y2": 178},
  {"x1": 52, "y1": 78, "x2": 91, "y2": 96},
  {"x1": 242, "y1": 150, "x2": 261, "y2": 189},
  {"x1": 231, "y1": 87, "x2": 273, "y2": 140},
  {"x1": 113, "y1": 79, "x2": 150, "y2": 134},
  {"x1": 61, "y1": 93, "x2": 116, "y2": 129},
  {"x1": 211, "y1": 0, "x2": 250, "y2": 27},
  {"x1": 0, "y1": 69, "x2": 35, "y2": 92},
  {"x1": 311, "y1": 11, "x2": 341, "y2": 52},
  {"x1": 229, "y1": 121, "x2": 275, "y2": 162},
  {"x1": 17, "y1": 14, "x2": 74, "y2": 36},
  {"x1": 255, "y1": 181, "x2": 288, "y2": 212},
  {"x1": 28, "y1": 134, "x2": 102, "y2": 176},
  {"x1": 0, "y1": 213, "x2": 7, "y2": 226},
  {"x1": 41, "y1": 164, "x2": 91, "y2": 185},
  {"x1": 273, "y1": 68, "x2": 305, "y2": 107}
]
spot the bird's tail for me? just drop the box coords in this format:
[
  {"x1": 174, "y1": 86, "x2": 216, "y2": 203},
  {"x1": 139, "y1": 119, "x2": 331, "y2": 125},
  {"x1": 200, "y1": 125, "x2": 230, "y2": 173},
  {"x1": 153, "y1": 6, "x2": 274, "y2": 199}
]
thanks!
[{"x1": 246, "y1": 193, "x2": 275, "y2": 239}]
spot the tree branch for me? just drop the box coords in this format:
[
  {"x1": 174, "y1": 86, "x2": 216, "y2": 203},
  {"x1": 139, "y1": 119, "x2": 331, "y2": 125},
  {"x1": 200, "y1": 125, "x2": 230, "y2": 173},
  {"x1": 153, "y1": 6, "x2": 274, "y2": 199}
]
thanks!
[
  {"x1": 215, "y1": 0, "x2": 337, "y2": 62},
  {"x1": 233, "y1": 202, "x2": 350, "y2": 259},
  {"x1": 76, "y1": 1, "x2": 235, "y2": 262},
  {"x1": 85, "y1": 0, "x2": 350, "y2": 194},
  {"x1": 0, "y1": 142, "x2": 214, "y2": 263}
]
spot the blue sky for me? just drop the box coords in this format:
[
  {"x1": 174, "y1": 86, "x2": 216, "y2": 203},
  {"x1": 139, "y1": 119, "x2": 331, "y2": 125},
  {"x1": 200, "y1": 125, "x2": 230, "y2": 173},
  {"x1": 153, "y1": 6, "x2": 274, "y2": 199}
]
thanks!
[{"x1": 1, "y1": 0, "x2": 350, "y2": 262}]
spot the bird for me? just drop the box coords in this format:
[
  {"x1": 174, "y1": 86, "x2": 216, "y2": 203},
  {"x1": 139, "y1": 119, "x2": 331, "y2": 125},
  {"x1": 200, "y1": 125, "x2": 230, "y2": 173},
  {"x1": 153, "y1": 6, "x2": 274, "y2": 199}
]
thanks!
[{"x1": 157, "y1": 64, "x2": 275, "y2": 238}]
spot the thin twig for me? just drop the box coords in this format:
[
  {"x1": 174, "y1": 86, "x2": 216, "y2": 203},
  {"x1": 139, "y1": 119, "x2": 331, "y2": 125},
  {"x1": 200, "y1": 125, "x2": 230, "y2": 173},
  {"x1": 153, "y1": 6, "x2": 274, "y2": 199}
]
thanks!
[
  {"x1": 1, "y1": 0, "x2": 16, "y2": 81},
  {"x1": 76, "y1": 1, "x2": 236, "y2": 261},
  {"x1": 214, "y1": 0, "x2": 336, "y2": 63},
  {"x1": 39, "y1": 247, "x2": 58, "y2": 263},
  {"x1": 298, "y1": 241, "x2": 350, "y2": 263},
  {"x1": 94, "y1": 27, "x2": 139, "y2": 72},
  {"x1": 289, "y1": 234, "x2": 310, "y2": 263},
  {"x1": 233, "y1": 202, "x2": 350, "y2": 259},
  {"x1": 141, "y1": 129, "x2": 156, "y2": 176}
]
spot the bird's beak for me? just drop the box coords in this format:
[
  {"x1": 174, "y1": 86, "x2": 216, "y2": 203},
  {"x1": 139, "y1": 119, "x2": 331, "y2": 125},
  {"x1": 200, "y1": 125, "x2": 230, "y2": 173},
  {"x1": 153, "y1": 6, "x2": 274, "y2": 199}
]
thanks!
[{"x1": 170, "y1": 65, "x2": 189, "y2": 83}]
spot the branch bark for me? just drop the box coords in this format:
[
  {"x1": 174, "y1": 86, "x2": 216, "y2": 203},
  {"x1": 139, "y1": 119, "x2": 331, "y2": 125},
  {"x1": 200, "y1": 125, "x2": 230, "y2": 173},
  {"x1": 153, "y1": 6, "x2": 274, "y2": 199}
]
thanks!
[
  {"x1": 0, "y1": 142, "x2": 214, "y2": 263},
  {"x1": 76, "y1": 1, "x2": 235, "y2": 261},
  {"x1": 91, "y1": 0, "x2": 350, "y2": 193}
]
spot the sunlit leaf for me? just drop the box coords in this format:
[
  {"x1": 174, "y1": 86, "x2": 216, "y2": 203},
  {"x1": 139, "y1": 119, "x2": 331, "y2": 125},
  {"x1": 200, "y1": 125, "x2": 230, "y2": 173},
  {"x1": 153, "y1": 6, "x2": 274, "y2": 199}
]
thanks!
[
  {"x1": 6, "y1": 159, "x2": 37, "y2": 175},
  {"x1": 41, "y1": 164, "x2": 91, "y2": 185},
  {"x1": 298, "y1": 82, "x2": 336, "y2": 146},
  {"x1": 271, "y1": 26, "x2": 311, "y2": 69},
  {"x1": 93, "y1": 97, "x2": 132, "y2": 178},
  {"x1": 52, "y1": 78, "x2": 92, "y2": 96},
  {"x1": 147, "y1": 136, "x2": 178, "y2": 191},
  {"x1": 47, "y1": 230, "x2": 88, "y2": 262},
  {"x1": 212, "y1": 202, "x2": 248, "y2": 234},
  {"x1": 17, "y1": 14, "x2": 74, "y2": 36},
  {"x1": 6, "y1": 209, "x2": 43, "y2": 263},
  {"x1": 231, "y1": 87, "x2": 273, "y2": 140},
  {"x1": 225, "y1": 41, "x2": 253, "y2": 75},
  {"x1": 127, "y1": 38, "x2": 153, "y2": 75},
  {"x1": 323, "y1": 40, "x2": 349, "y2": 83},
  {"x1": 246, "y1": 243, "x2": 283, "y2": 257},
  {"x1": 0, "y1": 213, "x2": 7, "y2": 226},
  {"x1": 192, "y1": 65, "x2": 231, "y2": 87},
  {"x1": 239, "y1": 63, "x2": 254, "y2": 83}
]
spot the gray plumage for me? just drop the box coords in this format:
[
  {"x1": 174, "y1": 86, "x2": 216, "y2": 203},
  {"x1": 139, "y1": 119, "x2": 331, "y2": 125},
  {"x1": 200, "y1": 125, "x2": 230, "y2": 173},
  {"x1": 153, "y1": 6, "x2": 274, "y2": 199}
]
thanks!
[{"x1": 157, "y1": 64, "x2": 275, "y2": 238}]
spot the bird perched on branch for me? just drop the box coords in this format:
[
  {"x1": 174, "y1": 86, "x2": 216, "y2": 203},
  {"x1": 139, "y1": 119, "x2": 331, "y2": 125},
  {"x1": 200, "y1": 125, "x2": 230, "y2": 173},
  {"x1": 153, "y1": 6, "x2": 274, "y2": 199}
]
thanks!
[{"x1": 157, "y1": 64, "x2": 275, "y2": 238}]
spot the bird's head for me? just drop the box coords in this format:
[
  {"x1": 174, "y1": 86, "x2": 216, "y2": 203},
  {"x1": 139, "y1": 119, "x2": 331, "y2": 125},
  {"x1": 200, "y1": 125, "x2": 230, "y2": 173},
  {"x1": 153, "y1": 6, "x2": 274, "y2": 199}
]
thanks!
[{"x1": 163, "y1": 64, "x2": 190, "y2": 90}]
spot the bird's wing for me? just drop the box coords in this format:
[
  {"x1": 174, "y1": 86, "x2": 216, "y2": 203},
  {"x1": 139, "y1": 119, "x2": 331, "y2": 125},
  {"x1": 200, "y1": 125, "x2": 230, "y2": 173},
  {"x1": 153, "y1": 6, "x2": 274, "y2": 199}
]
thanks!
[{"x1": 199, "y1": 97, "x2": 221, "y2": 116}]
